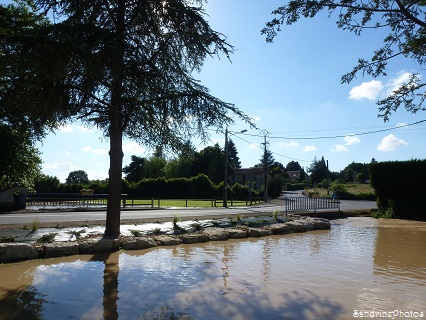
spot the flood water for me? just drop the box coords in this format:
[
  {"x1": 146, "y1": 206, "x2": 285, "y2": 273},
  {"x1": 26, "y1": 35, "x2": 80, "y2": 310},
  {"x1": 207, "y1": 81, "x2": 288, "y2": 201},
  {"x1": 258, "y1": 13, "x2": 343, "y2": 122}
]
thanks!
[{"x1": 1, "y1": 217, "x2": 425, "y2": 320}]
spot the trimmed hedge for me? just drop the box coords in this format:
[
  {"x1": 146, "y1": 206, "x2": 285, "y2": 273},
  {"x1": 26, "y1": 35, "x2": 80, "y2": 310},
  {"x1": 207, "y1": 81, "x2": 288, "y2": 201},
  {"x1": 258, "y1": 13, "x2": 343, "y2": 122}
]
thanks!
[
  {"x1": 128, "y1": 174, "x2": 261, "y2": 200},
  {"x1": 370, "y1": 159, "x2": 426, "y2": 219},
  {"x1": 34, "y1": 174, "x2": 263, "y2": 200},
  {"x1": 286, "y1": 183, "x2": 305, "y2": 191}
]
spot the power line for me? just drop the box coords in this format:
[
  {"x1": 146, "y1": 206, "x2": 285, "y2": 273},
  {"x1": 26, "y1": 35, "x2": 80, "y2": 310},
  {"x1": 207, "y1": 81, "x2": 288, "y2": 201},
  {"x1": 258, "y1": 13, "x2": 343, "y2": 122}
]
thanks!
[
  {"x1": 229, "y1": 131, "x2": 311, "y2": 163},
  {"x1": 266, "y1": 120, "x2": 426, "y2": 140}
]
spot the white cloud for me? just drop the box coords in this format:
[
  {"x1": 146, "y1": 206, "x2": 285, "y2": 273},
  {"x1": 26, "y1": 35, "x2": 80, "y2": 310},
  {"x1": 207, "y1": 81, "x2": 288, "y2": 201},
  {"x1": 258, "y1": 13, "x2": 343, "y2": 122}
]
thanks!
[
  {"x1": 251, "y1": 116, "x2": 262, "y2": 122},
  {"x1": 344, "y1": 135, "x2": 361, "y2": 145},
  {"x1": 331, "y1": 145, "x2": 348, "y2": 152},
  {"x1": 277, "y1": 141, "x2": 300, "y2": 148},
  {"x1": 123, "y1": 142, "x2": 145, "y2": 154},
  {"x1": 63, "y1": 150, "x2": 75, "y2": 156},
  {"x1": 377, "y1": 134, "x2": 408, "y2": 151},
  {"x1": 43, "y1": 163, "x2": 61, "y2": 170},
  {"x1": 42, "y1": 161, "x2": 77, "y2": 172},
  {"x1": 349, "y1": 80, "x2": 384, "y2": 101},
  {"x1": 303, "y1": 144, "x2": 316, "y2": 152},
  {"x1": 58, "y1": 124, "x2": 73, "y2": 133},
  {"x1": 395, "y1": 122, "x2": 408, "y2": 128},
  {"x1": 82, "y1": 146, "x2": 108, "y2": 154},
  {"x1": 386, "y1": 71, "x2": 413, "y2": 96}
]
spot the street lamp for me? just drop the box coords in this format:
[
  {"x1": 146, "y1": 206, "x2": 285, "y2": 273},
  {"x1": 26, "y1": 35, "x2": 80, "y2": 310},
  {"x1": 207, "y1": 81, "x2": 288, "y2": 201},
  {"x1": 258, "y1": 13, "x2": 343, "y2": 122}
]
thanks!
[{"x1": 224, "y1": 128, "x2": 247, "y2": 208}]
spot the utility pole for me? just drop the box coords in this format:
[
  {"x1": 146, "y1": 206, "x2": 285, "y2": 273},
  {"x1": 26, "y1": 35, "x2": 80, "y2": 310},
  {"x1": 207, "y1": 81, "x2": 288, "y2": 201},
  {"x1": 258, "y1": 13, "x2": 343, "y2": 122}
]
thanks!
[
  {"x1": 261, "y1": 130, "x2": 269, "y2": 203},
  {"x1": 223, "y1": 127, "x2": 228, "y2": 208},
  {"x1": 327, "y1": 160, "x2": 330, "y2": 195},
  {"x1": 223, "y1": 128, "x2": 247, "y2": 207}
]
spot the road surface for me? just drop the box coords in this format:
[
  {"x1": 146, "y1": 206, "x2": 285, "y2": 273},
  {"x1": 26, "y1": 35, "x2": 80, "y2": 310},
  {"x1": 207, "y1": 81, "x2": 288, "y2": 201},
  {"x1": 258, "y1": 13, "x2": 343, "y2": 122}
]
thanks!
[{"x1": 0, "y1": 197, "x2": 377, "y2": 228}]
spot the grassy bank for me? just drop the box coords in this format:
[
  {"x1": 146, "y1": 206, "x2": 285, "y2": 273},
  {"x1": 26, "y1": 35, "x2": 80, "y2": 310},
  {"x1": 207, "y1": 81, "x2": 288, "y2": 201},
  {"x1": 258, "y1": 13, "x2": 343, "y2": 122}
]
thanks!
[{"x1": 306, "y1": 183, "x2": 376, "y2": 200}]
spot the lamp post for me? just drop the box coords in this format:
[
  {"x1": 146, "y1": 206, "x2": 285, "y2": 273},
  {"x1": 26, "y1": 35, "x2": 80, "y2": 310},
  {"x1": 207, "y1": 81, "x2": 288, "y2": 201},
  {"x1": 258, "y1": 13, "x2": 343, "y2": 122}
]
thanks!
[{"x1": 224, "y1": 128, "x2": 247, "y2": 208}]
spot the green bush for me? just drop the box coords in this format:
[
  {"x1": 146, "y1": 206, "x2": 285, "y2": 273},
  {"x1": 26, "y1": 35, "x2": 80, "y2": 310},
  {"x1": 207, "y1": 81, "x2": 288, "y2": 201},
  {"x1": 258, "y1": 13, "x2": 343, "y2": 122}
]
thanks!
[
  {"x1": 371, "y1": 159, "x2": 426, "y2": 219},
  {"x1": 287, "y1": 183, "x2": 305, "y2": 191}
]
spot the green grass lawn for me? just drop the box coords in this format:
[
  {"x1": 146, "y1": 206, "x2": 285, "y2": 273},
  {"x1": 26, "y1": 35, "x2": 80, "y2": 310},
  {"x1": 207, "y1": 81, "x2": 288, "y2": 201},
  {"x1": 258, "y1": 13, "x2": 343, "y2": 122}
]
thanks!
[
  {"x1": 306, "y1": 183, "x2": 375, "y2": 200},
  {"x1": 125, "y1": 199, "x2": 254, "y2": 208}
]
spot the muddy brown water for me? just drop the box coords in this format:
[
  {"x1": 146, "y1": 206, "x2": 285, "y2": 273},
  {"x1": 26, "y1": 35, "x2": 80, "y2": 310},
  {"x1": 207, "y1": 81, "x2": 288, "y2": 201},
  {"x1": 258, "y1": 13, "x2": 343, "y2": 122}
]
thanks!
[{"x1": 0, "y1": 217, "x2": 425, "y2": 320}]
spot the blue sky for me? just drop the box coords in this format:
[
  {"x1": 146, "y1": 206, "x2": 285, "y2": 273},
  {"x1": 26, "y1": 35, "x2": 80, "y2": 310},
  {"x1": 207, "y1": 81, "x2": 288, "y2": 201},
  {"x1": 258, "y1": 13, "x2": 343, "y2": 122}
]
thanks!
[{"x1": 4, "y1": 0, "x2": 425, "y2": 181}]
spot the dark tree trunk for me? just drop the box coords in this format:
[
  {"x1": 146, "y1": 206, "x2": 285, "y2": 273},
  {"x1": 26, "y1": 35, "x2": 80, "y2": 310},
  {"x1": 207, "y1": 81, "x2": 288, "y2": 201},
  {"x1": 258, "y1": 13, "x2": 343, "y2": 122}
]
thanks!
[
  {"x1": 105, "y1": 0, "x2": 125, "y2": 237},
  {"x1": 105, "y1": 113, "x2": 123, "y2": 236}
]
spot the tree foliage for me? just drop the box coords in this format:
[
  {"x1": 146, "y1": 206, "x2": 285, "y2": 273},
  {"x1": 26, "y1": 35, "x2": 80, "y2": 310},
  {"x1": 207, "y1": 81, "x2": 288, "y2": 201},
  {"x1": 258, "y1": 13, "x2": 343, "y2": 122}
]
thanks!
[
  {"x1": 258, "y1": 148, "x2": 275, "y2": 171},
  {"x1": 262, "y1": 0, "x2": 426, "y2": 121},
  {"x1": 227, "y1": 139, "x2": 241, "y2": 170},
  {"x1": 123, "y1": 155, "x2": 145, "y2": 182},
  {"x1": 65, "y1": 170, "x2": 89, "y2": 184},
  {"x1": 192, "y1": 144, "x2": 224, "y2": 184},
  {"x1": 0, "y1": 123, "x2": 42, "y2": 191},
  {"x1": 286, "y1": 160, "x2": 302, "y2": 171},
  {"x1": 308, "y1": 156, "x2": 330, "y2": 184},
  {"x1": 1, "y1": 0, "x2": 251, "y2": 235},
  {"x1": 339, "y1": 161, "x2": 370, "y2": 183},
  {"x1": 34, "y1": 174, "x2": 61, "y2": 193}
]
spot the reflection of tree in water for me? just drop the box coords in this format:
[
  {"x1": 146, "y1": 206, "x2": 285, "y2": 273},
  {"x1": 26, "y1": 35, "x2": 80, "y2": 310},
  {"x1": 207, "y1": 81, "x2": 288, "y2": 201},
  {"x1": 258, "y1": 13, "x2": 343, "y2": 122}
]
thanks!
[
  {"x1": 185, "y1": 287, "x2": 344, "y2": 320},
  {"x1": 0, "y1": 286, "x2": 46, "y2": 320}
]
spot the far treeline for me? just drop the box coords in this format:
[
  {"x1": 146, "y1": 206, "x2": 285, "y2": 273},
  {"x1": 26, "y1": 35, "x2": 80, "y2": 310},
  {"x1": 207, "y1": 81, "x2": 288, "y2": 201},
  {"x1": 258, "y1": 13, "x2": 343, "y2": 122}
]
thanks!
[{"x1": 34, "y1": 147, "x2": 377, "y2": 200}]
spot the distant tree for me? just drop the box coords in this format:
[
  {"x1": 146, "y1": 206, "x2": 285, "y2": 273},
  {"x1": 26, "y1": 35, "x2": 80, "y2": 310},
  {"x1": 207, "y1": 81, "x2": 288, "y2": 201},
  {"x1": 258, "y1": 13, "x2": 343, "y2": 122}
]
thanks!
[
  {"x1": 227, "y1": 139, "x2": 241, "y2": 170},
  {"x1": 65, "y1": 170, "x2": 89, "y2": 184},
  {"x1": 163, "y1": 158, "x2": 193, "y2": 179},
  {"x1": 272, "y1": 161, "x2": 285, "y2": 171},
  {"x1": 34, "y1": 174, "x2": 61, "y2": 193},
  {"x1": 192, "y1": 144, "x2": 224, "y2": 184},
  {"x1": 179, "y1": 140, "x2": 197, "y2": 160},
  {"x1": 262, "y1": 0, "x2": 426, "y2": 121},
  {"x1": 339, "y1": 162, "x2": 370, "y2": 183},
  {"x1": 143, "y1": 157, "x2": 167, "y2": 179},
  {"x1": 309, "y1": 157, "x2": 329, "y2": 184},
  {"x1": 153, "y1": 146, "x2": 164, "y2": 159},
  {"x1": 286, "y1": 161, "x2": 302, "y2": 172},
  {"x1": 0, "y1": 123, "x2": 42, "y2": 191},
  {"x1": 163, "y1": 140, "x2": 196, "y2": 178},
  {"x1": 123, "y1": 156, "x2": 145, "y2": 183},
  {"x1": 257, "y1": 149, "x2": 275, "y2": 171}
]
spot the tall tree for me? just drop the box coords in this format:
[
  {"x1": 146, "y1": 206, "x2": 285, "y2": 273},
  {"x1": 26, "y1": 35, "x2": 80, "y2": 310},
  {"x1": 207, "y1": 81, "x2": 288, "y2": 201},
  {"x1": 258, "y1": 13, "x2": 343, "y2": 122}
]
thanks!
[
  {"x1": 65, "y1": 170, "x2": 89, "y2": 184},
  {"x1": 227, "y1": 139, "x2": 241, "y2": 170},
  {"x1": 1, "y1": 0, "x2": 251, "y2": 235},
  {"x1": 122, "y1": 155, "x2": 145, "y2": 182},
  {"x1": 0, "y1": 123, "x2": 42, "y2": 191},
  {"x1": 143, "y1": 156, "x2": 167, "y2": 179},
  {"x1": 308, "y1": 156, "x2": 329, "y2": 184},
  {"x1": 286, "y1": 161, "x2": 302, "y2": 172},
  {"x1": 192, "y1": 144, "x2": 224, "y2": 184},
  {"x1": 262, "y1": 0, "x2": 426, "y2": 121},
  {"x1": 257, "y1": 148, "x2": 275, "y2": 171}
]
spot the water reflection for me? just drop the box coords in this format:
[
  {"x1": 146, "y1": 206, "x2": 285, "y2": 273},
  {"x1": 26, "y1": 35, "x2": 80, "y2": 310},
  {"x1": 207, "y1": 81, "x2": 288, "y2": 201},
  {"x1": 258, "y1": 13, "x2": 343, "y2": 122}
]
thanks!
[{"x1": 1, "y1": 218, "x2": 425, "y2": 319}]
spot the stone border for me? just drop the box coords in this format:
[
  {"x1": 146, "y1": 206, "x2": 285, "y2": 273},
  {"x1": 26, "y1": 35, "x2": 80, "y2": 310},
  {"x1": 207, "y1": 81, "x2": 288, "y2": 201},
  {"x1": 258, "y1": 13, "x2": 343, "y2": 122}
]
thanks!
[{"x1": 0, "y1": 215, "x2": 331, "y2": 263}]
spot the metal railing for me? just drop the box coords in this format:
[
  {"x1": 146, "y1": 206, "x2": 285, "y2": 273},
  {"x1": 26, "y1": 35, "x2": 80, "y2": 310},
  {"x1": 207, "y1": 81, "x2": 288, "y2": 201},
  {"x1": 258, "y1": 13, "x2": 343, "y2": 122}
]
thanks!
[
  {"x1": 26, "y1": 193, "x2": 128, "y2": 209},
  {"x1": 26, "y1": 193, "x2": 262, "y2": 209},
  {"x1": 126, "y1": 197, "x2": 264, "y2": 208},
  {"x1": 284, "y1": 196, "x2": 340, "y2": 213}
]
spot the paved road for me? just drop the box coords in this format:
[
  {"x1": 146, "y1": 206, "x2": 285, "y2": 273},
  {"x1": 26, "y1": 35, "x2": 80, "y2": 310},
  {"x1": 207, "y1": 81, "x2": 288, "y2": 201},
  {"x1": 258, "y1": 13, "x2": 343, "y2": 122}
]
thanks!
[{"x1": 0, "y1": 198, "x2": 377, "y2": 227}]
